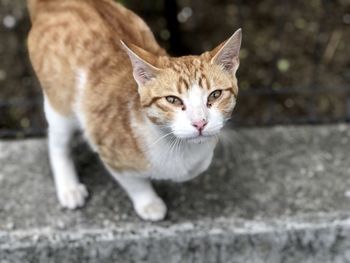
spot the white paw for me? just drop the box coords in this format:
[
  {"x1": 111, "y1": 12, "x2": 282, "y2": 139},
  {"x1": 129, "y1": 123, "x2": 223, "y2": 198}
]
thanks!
[
  {"x1": 57, "y1": 183, "x2": 88, "y2": 210},
  {"x1": 134, "y1": 197, "x2": 167, "y2": 221}
]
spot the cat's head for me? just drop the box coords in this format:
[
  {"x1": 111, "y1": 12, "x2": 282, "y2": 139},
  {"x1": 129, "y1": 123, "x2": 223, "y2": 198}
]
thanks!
[{"x1": 122, "y1": 29, "x2": 241, "y2": 143}]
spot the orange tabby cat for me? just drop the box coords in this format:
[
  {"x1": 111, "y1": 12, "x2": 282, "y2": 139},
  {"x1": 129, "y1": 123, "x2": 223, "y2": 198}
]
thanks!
[{"x1": 27, "y1": 0, "x2": 242, "y2": 221}]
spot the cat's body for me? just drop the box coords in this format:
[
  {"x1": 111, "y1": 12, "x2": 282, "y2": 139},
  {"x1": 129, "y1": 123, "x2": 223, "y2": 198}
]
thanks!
[{"x1": 27, "y1": 0, "x2": 241, "y2": 221}]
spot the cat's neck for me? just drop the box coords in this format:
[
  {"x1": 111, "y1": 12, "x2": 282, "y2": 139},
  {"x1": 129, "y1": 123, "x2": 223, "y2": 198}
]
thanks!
[{"x1": 137, "y1": 119, "x2": 217, "y2": 181}]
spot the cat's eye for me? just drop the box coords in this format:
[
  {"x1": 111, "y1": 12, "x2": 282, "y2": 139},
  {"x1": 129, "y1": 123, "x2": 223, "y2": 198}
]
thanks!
[
  {"x1": 207, "y1": 90, "x2": 222, "y2": 106},
  {"x1": 166, "y1": 96, "x2": 183, "y2": 107}
]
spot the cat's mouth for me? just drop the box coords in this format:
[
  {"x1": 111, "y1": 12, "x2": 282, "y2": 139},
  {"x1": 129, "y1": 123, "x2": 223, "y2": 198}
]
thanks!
[{"x1": 172, "y1": 127, "x2": 221, "y2": 144}]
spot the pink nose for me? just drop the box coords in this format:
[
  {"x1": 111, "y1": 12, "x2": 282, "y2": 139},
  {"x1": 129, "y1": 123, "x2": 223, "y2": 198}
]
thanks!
[{"x1": 192, "y1": 120, "x2": 208, "y2": 132}]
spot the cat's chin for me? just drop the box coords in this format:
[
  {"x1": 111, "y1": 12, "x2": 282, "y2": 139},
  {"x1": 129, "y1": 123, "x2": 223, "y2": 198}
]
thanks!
[{"x1": 183, "y1": 135, "x2": 215, "y2": 144}]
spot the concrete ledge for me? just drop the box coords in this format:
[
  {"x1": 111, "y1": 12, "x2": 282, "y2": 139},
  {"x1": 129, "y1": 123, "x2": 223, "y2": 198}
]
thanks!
[{"x1": 1, "y1": 124, "x2": 350, "y2": 262}]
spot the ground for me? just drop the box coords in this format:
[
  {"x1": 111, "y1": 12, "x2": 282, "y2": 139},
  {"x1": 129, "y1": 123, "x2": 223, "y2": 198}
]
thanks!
[{"x1": 2, "y1": 124, "x2": 350, "y2": 262}]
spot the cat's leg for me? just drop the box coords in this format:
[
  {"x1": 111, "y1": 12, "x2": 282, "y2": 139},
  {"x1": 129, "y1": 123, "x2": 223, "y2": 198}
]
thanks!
[
  {"x1": 44, "y1": 97, "x2": 88, "y2": 209},
  {"x1": 108, "y1": 169, "x2": 167, "y2": 221}
]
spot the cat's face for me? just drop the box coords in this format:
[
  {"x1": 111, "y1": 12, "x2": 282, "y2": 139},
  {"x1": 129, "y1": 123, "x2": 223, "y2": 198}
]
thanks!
[
  {"x1": 123, "y1": 29, "x2": 241, "y2": 143},
  {"x1": 138, "y1": 61, "x2": 237, "y2": 143}
]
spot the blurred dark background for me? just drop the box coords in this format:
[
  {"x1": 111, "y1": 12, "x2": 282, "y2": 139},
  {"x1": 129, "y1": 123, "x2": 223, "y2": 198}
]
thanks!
[{"x1": 0, "y1": 0, "x2": 349, "y2": 138}]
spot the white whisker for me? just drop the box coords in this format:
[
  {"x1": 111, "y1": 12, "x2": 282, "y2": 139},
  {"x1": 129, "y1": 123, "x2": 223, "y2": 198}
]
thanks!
[{"x1": 148, "y1": 131, "x2": 174, "y2": 149}]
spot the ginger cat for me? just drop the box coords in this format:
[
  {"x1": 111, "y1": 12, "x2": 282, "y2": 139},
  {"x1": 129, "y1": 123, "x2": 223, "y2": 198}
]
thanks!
[{"x1": 27, "y1": 0, "x2": 242, "y2": 221}]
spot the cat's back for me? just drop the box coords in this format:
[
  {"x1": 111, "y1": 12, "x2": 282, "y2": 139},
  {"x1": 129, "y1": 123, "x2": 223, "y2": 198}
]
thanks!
[
  {"x1": 28, "y1": 0, "x2": 159, "y2": 47},
  {"x1": 27, "y1": 0, "x2": 163, "y2": 114}
]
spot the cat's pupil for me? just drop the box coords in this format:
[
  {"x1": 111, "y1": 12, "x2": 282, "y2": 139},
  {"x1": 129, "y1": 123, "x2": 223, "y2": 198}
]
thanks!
[
  {"x1": 208, "y1": 90, "x2": 222, "y2": 101},
  {"x1": 212, "y1": 90, "x2": 221, "y2": 98},
  {"x1": 166, "y1": 96, "x2": 175, "y2": 103}
]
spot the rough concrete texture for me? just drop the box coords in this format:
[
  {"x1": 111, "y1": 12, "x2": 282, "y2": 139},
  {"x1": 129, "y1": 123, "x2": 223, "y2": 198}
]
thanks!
[{"x1": 1, "y1": 124, "x2": 350, "y2": 262}]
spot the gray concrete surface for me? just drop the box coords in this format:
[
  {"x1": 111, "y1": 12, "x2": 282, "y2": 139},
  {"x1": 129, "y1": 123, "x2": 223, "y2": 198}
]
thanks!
[{"x1": 1, "y1": 124, "x2": 350, "y2": 262}]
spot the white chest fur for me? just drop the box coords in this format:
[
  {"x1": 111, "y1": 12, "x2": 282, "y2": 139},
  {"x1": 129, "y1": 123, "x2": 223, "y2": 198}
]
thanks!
[{"x1": 137, "y1": 122, "x2": 217, "y2": 182}]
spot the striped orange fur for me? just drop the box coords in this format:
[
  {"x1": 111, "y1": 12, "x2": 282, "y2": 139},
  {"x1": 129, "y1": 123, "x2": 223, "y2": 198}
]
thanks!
[{"x1": 27, "y1": 0, "x2": 242, "y2": 221}]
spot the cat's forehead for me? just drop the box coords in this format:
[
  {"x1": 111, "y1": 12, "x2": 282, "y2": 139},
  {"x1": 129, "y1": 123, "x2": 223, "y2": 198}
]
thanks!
[
  {"x1": 168, "y1": 56, "x2": 206, "y2": 74},
  {"x1": 163, "y1": 56, "x2": 231, "y2": 94}
]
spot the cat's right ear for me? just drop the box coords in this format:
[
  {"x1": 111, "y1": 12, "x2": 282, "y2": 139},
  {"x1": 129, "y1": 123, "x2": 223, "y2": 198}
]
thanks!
[{"x1": 120, "y1": 41, "x2": 161, "y2": 87}]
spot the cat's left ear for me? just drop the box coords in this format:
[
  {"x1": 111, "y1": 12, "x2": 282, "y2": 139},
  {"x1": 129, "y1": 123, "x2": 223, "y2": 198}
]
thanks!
[
  {"x1": 121, "y1": 41, "x2": 161, "y2": 86},
  {"x1": 210, "y1": 28, "x2": 242, "y2": 75}
]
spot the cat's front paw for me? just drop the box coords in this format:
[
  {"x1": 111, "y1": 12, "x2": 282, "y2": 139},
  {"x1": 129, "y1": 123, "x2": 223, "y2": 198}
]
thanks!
[
  {"x1": 57, "y1": 183, "x2": 88, "y2": 210},
  {"x1": 134, "y1": 197, "x2": 167, "y2": 221}
]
